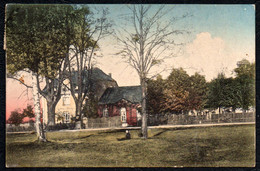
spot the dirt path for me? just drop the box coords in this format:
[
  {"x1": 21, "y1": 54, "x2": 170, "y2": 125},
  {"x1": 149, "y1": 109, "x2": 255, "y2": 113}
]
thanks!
[{"x1": 7, "y1": 122, "x2": 254, "y2": 134}]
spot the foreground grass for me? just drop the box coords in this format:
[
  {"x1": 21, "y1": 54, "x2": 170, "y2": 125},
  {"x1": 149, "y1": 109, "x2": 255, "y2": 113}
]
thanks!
[{"x1": 6, "y1": 124, "x2": 255, "y2": 167}]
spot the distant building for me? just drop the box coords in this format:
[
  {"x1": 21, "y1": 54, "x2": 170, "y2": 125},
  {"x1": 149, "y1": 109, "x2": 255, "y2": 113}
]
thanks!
[
  {"x1": 98, "y1": 86, "x2": 142, "y2": 127},
  {"x1": 41, "y1": 68, "x2": 118, "y2": 124}
]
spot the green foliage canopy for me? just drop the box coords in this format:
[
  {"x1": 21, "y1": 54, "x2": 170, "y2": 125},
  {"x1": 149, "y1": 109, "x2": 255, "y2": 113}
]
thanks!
[
  {"x1": 6, "y1": 4, "x2": 74, "y2": 78},
  {"x1": 147, "y1": 68, "x2": 208, "y2": 114},
  {"x1": 7, "y1": 110, "x2": 24, "y2": 126},
  {"x1": 234, "y1": 59, "x2": 255, "y2": 110},
  {"x1": 206, "y1": 59, "x2": 255, "y2": 111},
  {"x1": 7, "y1": 105, "x2": 35, "y2": 126}
]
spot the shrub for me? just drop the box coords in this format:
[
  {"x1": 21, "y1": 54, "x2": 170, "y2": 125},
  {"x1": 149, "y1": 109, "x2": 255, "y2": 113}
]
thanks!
[
  {"x1": 47, "y1": 123, "x2": 76, "y2": 131},
  {"x1": 8, "y1": 110, "x2": 24, "y2": 126}
]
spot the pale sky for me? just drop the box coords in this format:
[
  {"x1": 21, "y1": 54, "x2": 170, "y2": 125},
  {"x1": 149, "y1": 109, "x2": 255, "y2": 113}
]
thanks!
[
  {"x1": 92, "y1": 4, "x2": 255, "y2": 86},
  {"x1": 6, "y1": 4, "x2": 255, "y2": 119}
]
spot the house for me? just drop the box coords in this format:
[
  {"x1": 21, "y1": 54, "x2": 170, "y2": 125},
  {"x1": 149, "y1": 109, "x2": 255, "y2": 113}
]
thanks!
[
  {"x1": 98, "y1": 86, "x2": 142, "y2": 127},
  {"x1": 41, "y1": 68, "x2": 118, "y2": 124}
]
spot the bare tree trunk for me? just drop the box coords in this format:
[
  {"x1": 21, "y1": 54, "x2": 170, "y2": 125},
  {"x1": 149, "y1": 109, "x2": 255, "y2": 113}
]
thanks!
[
  {"x1": 218, "y1": 107, "x2": 220, "y2": 123},
  {"x1": 32, "y1": 73, "x2": 46, "y2": 142},
  {"x1": 141, "y1": 78, "x2": 148, "y2": 139},
  {"x1": 47, "y1": 102, "x2": 56, "y2": 126},
  {"x1": 75, "y1": 101, "x2": 83, "y2": 129}
]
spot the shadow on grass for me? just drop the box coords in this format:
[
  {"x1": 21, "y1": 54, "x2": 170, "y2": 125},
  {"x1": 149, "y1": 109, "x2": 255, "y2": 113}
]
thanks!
[
  {"x1": 117, "y1": 137, "x2": 131, "y2": 141},
  {"x1": 72, "y1": 134, "x2": 94, "y2": 140},
  {"x1": 98, "y1": 129, "x2": 126, "y2": 134},
  {"x1": 152, "y1": 129, "x2": 169, "y2": 137}
]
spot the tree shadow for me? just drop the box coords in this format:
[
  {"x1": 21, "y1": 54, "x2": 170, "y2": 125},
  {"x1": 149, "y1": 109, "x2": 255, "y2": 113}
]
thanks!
[
  {"x1": 152, "y1": 129, "x2": 169, "y2": 137},
  {"x1": 73, "y1": 134, "x2": 94, "y2": 140},
  {"x1": 97, "y1": 129, "x2": 124, "y2": 135},
  {"x1": 117, "y1": 137, "x2": 131, "y2": 141}
]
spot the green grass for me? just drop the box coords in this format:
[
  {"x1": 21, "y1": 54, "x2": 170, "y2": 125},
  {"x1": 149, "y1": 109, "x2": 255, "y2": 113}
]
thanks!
[{"x1": 6, "y1": 124, "x2": 255, "y2": 167}]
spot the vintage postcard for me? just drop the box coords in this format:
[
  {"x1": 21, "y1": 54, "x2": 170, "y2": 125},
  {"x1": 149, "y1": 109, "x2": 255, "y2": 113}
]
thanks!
[{"x1": 5, "y1": 4, "x2": 255, "y2": 167}]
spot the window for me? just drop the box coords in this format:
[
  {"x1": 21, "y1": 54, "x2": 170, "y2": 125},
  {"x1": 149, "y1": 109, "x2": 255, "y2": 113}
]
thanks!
[
  {"x1": 120, "y1": 107, "x2": 126, "y2": 123},
  {"x1": 137, "y1": 110, "x2": 141, "y2": 120},
  {"x1": 63, "y1": 96, "x2": 70, "y2": 106},
  {"x1": 103, "y1": 108, "x2": 108, "y2": 117},
  {"x1": 63, "y1": 112, "x2": 70, "y2": 123}
]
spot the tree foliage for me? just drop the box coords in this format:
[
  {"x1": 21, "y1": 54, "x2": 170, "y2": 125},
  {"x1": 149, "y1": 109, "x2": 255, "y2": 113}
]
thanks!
[
  {"x1": 234, "y1": 59, "x2": 255, "y2": 110},
  {"x1": 147, "y1": 75, "x2": 165, "y2": 115},
  {"x1": 66, "y1": 6, "x2": 112, "y2": 128},
  {"x1": 22, "y1": 105, "x2": 35, "y2": 118},
  {"x1": 147, "y1": 68, "x2": 208, "y2": 115},
  {"x1": 207, "y1": 73, "x2": 236, "y2": 111},
  {"x1": 7, "y1": 105, "x2": 35, "y2": 126},
  {"x1": 163, "y1": 68, "x2": 207, "y2": 114},
  {"x1": 6, "y1": 5, "x2": 72, "y2": 76},
  {"x1": 7, "y1": 110, "x2": 24, "y2": 126},
  {"x1": 163, "y1": 68, "x2": 190, "y2": 114},
  {"x1": 206, "y1": 59, "x2": 255, "y2": 112},
  {"x1": 188, "y1": 73, "x2": 208, "y2": 111},
  {"x1": 6, "y1": 5, "x2": 76, "y2": 129}
]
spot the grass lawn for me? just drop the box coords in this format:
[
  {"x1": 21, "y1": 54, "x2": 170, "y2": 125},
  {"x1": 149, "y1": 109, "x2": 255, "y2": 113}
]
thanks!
[{"x1": 6, "y1": 124, "x2": 255, "y2": 167}]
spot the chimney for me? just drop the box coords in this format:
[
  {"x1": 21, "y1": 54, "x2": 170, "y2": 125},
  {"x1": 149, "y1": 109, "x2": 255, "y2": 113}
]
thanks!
[{"x1": 108, "y1": 73, "x2": 112, "y2": 78}]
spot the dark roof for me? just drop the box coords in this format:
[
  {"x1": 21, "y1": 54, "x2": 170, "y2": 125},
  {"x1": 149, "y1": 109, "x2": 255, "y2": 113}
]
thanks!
[
  {"x1": 71, "y1": 67, "x2": 114, "y2": 86},
  {"x1": 98, "y1": 86, "x2": 142, "y2": 105},
  {"x1": 42, "y1": 68, "x2": 116, "y2": 94}
]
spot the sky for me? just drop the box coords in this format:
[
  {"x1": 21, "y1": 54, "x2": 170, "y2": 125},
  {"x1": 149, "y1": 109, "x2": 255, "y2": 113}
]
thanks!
[
  {"x1": 95, "y1": 4, "x2": 255, "y2": 85},
  {"x1": 6, "y1": 4, "x2": 255, "y2": 120}
]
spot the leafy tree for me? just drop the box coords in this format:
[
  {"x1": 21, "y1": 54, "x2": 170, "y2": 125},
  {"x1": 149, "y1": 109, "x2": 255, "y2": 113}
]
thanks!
[
  {"x1": 188, "y1": 73, "x2": 208, "y2": 111},
  {"x1": 206, "y1": 73, "x2": 239, "y2": 113},
  {"x1": 7, "y1": 105, "x2": 35, "y2": 126},
  {"x1": 207, "y1": 73, "x2": 225, "y2": 112},
  {"x1": 147, "y1": 69, "x2": 208, "y2": 115},
  {"x1": 66, "y1": 6, "x2": 112, "y2": 129},
  {"x1": 147, "y1": 75, "x2": 165, "y2": 115},
  {"x1": 163, "y1": 68, "x2": 191, "y2": 114},
  {"x1": 22, "y1": 105, "x2": 35, "y2": 118},
  {"x1": 234, "y1": 59, "x2": 255, "y2": 112},
  {"x1": 7, "y1": 5, "x2": 44, "y2": 141},
  {"x1": 6, "y1": 4, "x2": 75, "y2": 141},
  {"x1": 7, "y1": 110, "x2": 24, "y2": 126},
  {"x1": 82, "y1": 97, "x2": 99, "y2": 118}
]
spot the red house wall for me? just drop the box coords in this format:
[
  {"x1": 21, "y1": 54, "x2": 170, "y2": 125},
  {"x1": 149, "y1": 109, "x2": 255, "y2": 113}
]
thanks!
[
  {"x1": 98, "y1": 101, "x2": 139, "y2": 126},
  {"x1": 128, "y1": 108, "x2": 137, "y2": 126}
]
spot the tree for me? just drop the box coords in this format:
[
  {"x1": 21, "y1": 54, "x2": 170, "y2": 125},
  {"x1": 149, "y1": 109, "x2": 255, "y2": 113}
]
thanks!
[
  {"x1": 7, "y1": 110, "x2": 24, "y2": 126},
  {"x1": 163, "y1": 68, "x2": 191, "y2": 114},
  {"x1": 22, "y1": 105, "x2": 35, "y2": 118},
  {"x1": 6, "y1": 5, "x2": 74, "y2": 141},
  {"x1": 153, "y1": 68, "x2": 207, "y2": 115},
  {"x1": 147, "y1": 75, "x2": 165, "y2": 115},
  {"x1": 234, "y1": 59, "x2": 255, "y2": 112},
  {"x1": 7, "y1": 105, "x2": 35, "y2": 126},
  {"x1": 206, "y1": 59, "x2": 255, "y2": 114},
  {"x1": 206, "y1": 73, "x2": 238, "y2": 113},
  {"x1": 34, "y1": 6, "x2": 76, "y2": 127},
  {"x1": 66, "y1": 6, "x2": 112, "y2": 129},
  {"x1": 207, "y1": 73, "x2": 225, "y2": 113},
  {"x1": 188, "y1": 72, "x2": 208, "y2": 111},
  {"x1": 82, "y1": 96, "x2": 99, "y2": 118},
  {"x1": 116, "y1": 5, "x2": 188, "y2": 138}
]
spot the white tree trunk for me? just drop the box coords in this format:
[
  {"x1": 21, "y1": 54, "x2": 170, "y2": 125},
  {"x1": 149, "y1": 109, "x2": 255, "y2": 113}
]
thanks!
[{"x1": 32, "y1": 73, "x2": 46, "y2": 142}]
